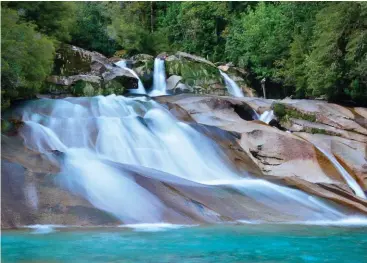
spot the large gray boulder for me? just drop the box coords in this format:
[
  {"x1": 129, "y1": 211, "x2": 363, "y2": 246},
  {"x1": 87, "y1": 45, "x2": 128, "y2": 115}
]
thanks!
[
  {"x1": 166, "y1": 75, "x2": 182, "y2": 91},
  {"x1": 43, "y1": 45, "x2": 140, "y2": 97}
]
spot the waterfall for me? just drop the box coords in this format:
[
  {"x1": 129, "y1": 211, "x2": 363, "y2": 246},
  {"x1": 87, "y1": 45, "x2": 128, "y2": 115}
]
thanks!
[
  {"x1": 314, "y1": 145, "x2": 366, "y2": 199},
  {"x1": 115, "y1": 60, "x2": 127, "y2": 68},
  {"x1": 219, "y1": 70, "x2": 244, "y2": 97},
  {"x1": 115, "y1": 60, "x2": 147, "y2": 95},
  {"x1": 149, "y1": 58, "x2": 167, "y2": 96},
  {"x1": 259, "y1": 110, "x2": 275, "y2": 124},
  {"x1": 17, "y1": 95, "x2": 353, "y2": 223}
]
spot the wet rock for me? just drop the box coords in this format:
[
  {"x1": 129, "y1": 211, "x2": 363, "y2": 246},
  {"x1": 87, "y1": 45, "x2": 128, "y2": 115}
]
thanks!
[
  {"x1": 102, "y1": 67, "x2": 138, "y2": 90},
  {"x1": 295, "y1": 132, "x2": 367, "y2": 190},
  {"x1": 157, "y1": 52, "x2": 169, "y2": 60},
  {"x1": 156, "y1": 94, "x2": 367, "y2": 212},
  {"x1": 218, "y1": 65, "x2": 229, "y2": 72}
]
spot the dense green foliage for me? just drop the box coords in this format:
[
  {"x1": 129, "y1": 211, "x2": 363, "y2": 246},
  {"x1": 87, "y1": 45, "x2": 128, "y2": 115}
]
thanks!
[
  {"x1": 1, "y1": 1, "x2": 366, "y2": 108},
  {"x1": 4, "y1": 1, "x2": 76, "y2": 42},
  {"x1": 1, "y1": 8, "x2": 54, "y2": 109},
  {"x1": 71, "y1": 2, "x2": 117, "y2": 56}
]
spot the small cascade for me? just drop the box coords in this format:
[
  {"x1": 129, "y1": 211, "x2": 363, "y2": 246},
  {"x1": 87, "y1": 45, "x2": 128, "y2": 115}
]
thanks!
[
  {"x1": 314, "y1": 145, "x2": 366, "y2": 199},
  {"x1": 219, "y1": 70, "x2": 244, "y2": 98},
  {"x1": 259, "y1": 110, "x2": 275, "y2": 124},
  {"x1": 115, "y1": 60, "x2": 127, "y2": 68},
  {"x1": 149, "y1": 58, "x2": 167, "y2": 96},
  {"x1": 115, "y1": 60, "x2": 147, "y2": 95}
]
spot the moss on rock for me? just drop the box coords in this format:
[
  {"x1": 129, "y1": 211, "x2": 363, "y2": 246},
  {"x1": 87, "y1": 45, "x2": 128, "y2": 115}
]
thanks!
[
  {"x1": 52, "y1": 45, "x2": 92, "y2": 76},
  {"x1": 273, "y1": 103, "x2": 317, "y2": 123},
  {"x1": 103, "y1": 80, "x2": 125, "y2": 96},
  {"x1": 166, "y1": 59, "x2": 222, "y2": 87},
  {"x1": 72, "y1": 80, "x2": 102, "y2": 96}
]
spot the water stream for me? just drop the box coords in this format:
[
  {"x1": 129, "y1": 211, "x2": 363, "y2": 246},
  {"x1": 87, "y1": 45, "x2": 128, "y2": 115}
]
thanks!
[
  {"x1": 15, "y1": 95, "x2": 357, "y2": 224},
  {"x1": 259, "y1": 110, "x2": 275, "y2": 124},
  {"x1": 149, "y1": 58, "x2": 167, "y2": 96},
  {"x1": 314, "y1": 145, "x2": 366, "y2": 199},
  {"x1": 219, "y1": 70, "x2": 244, "y2": 97},
  {"x1": 115, "y1": 60, "x2": 147, "y2": 95}
]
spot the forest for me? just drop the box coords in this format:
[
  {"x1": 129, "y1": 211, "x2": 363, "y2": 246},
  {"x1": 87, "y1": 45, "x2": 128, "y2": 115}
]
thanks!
[{"x1": 1, "y1": 1, "x2": 366, "y2": 108}]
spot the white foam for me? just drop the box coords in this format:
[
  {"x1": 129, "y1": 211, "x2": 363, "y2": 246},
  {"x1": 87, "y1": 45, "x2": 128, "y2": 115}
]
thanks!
[
  {"x1": 259, "y1": 110, "x2": 275, "y2": 124},
  {"x1": 25, "y1": 224, "x2": 66, "y2": 234},
  {"x1": 237, "y1": 217, "x2": 367, "y2": 227},
  {"x1": 119, "y1": 223, "x2": 196, "y2": 232},
  {"x1": 299, "y1": 217, "x2": 367, "y2": 226}
]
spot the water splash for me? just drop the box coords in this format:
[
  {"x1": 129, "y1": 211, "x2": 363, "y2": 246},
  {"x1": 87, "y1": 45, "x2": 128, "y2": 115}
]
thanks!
[
  {"x1": 259, "y1": 110, "x2": 275, "y2": 124},
  {"x1": 115, "y1": 60, "x2": 147, "y2": 95},
  {"x1": 119, "y1": 223, "x2": 195, "y2": 232},
  {"x1": 219, "y1": 71, "x2": 244, "y2": 97},
  {"x1": 26, "y1": 224, "x2": 64, "y2": 234},
  {"x1": 314, "y1": 145, "x2": 365, "y2": 199},
  {"x1": 149, "y1": 58, "x2": 167, "y2": 96}
]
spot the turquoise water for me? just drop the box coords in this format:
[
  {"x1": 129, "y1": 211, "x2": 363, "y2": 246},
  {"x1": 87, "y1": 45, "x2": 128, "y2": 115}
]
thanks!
[{"x1": 2, "y1": 224, "x2": 367, "y2": 263}]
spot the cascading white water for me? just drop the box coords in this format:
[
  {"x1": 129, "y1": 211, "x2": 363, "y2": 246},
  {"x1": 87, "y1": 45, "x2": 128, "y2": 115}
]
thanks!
[
  {"x1": 314, "y1": 146, "x2": 366, "y2": 199},
  {"x1": 115, "y1": 60, "x2": 127, "y2": 68},
  {"x1": 17, "y1": 95, "x2": 355, "y2": 223},
  {"x1": 149, "y1": 58, "x2": 167, "y2": 96},
  {"x1": 219, "y1": 70, "x2": 244, "y2": 97},
  {"x1": 115, "y1": 60, "x2": 147, "y2": 95},
  {"x1": 259, "y1": 110, "x2": 275, "y2": 124}
]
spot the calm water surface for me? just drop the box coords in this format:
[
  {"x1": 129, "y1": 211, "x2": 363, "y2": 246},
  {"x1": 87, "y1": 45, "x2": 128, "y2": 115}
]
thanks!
[{"x1": 2, "y1": 224, "x2": 367, "y2": 263}]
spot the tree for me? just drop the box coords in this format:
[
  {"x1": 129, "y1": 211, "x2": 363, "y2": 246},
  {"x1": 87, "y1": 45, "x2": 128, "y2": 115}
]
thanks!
[
  {"x1": 226, "y1": 3, "x2": 292, "y2": 79},
  {"x1": 1, "y1": 8, "x2": 55, "y2": 109},
  {"x1": 4, "y1": 1, "x2": 76, "y2": 42},
  {"x1": 71, "y1": 2, "x2": 118, "y2": 56},
  {"x1": 306, "y1": 2, "x2": 367, "y2": 104},
  {"x1": 158, "y1": 2, "x2": 229, "y2": 61},
  {"x1": 275, "y1": 2, "x2": 323, "y2": 98},
  {"x1": 107, "y1": 2, "x2": 169, "y2": 55}
]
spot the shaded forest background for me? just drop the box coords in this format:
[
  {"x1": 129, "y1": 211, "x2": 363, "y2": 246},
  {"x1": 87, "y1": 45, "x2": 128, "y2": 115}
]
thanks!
[{"x1": 1, "y1": 1, "x2": 366, "y2": 108}]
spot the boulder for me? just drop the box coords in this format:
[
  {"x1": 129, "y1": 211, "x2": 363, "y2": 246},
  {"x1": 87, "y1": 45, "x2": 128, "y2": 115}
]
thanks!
[
  {"x1": 102, "y1": 67, "x2": 139, "y2": 90},
  {"x1": 175, "y1": 83, "x2": 192, "y2": 93},
  {"x1": 166, "y1": 75, "x2": 182, "y2": 91},
  {"x1": 44, "y1": 45, "x2": 142, "y2": 97},
  {"x1": 90, "y1": 61, "x2": 108, "y2": 75},
  {"x1": 157, "y1": 52, "x2": 169, "y2": 60},
  {"x1": 47, "y1": 75, "x2": 102, "y2": 86},
  {"x1": 175, "y1": 51, "x2": 215, "y2": 67},
  {"x1": 242, "y1": 85, "x2": 258, "y2": 97},
  {"x1": 166, "y1": 55, "x2": 179, "y2": 62},
  {"x1": 155, "y1": 94, "x2": 367, "y2": 213},
  {"x1": 279, "y1": 99, "x2": 367, "y2": 136},
  {"x1": 273, "y1": 101, "x2": 367, "y2": 143},
  {"x1": 130, "y1": 54, "x2": 154, "y2": 61},
  {"x1": 1, "y1": 159, "x2": 120, "y2": 228},
  {"x1": 218, "y1": 65, "x2": 229, "y2": 72},
  {"x1": 53, "y1": 44, "x2": 110, "y2": 77},
  {"x1": 295, "y1": 132, "x2": 367, "y2": 190}
]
